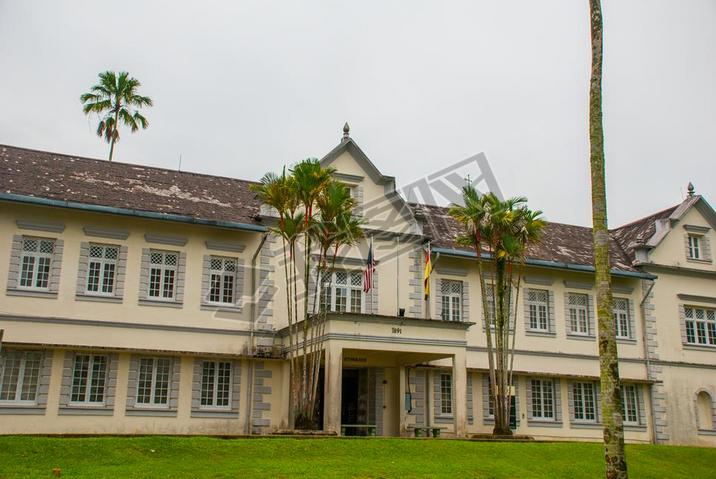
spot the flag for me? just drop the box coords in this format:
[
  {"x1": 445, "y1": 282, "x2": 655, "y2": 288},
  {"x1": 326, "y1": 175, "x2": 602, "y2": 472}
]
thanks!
[
  {"x1": 363, "y1": 237, "x2": 376, "y2": 293},
  {"x1": 423, "y1": 243, "x2": 433, "y2": 300}
]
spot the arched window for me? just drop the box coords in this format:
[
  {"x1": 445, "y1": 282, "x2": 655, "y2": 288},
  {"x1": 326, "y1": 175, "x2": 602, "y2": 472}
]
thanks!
[{"x1": 696, "y1": 391, "x2": 714, "y2": 431}]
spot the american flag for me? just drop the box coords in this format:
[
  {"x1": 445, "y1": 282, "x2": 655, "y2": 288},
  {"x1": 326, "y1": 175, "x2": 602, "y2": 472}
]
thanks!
[{"x1": 363, "y1": 237, "x2": 375, "y2": 293}]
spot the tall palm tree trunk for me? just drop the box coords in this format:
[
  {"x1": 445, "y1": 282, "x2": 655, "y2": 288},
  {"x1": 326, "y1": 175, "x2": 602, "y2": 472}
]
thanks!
[
  {"x1": 108, "y1": 107, "x2": 120, "y2": 162},
  {"x1": 588, "y1": 1, "x2": 628, "y2": 477}
]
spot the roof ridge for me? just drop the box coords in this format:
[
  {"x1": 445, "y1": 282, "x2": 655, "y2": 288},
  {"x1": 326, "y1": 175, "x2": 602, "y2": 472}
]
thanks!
[
  {"x1": 0, "y1": 144, "x2": 261, "y2": 186},
  {"x1": 611, "y1": 203, "x2": 679, "y2": 231}
]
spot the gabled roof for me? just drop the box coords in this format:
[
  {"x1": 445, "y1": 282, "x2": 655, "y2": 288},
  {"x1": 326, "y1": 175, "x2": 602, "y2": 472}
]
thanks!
[
  {"x1": 0, "y1": 144, "x2": 263, "y2": 229},
  {"x1": 320, "y1": 136, "x2": 395, "y2": 187}
]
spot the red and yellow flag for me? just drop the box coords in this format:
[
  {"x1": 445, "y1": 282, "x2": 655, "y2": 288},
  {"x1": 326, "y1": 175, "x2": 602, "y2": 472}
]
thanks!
[{"x1": 423, "y1": 244, "x2": 433, "y2": 300}]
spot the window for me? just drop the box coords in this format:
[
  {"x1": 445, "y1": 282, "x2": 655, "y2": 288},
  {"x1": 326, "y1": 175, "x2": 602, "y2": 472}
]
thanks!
[
  {"x1": 209, "y1": 257, "x2": 236, "y2": 304},
  {"x1": 621, "y1": 384, "x2": 639, "y2": 425},
  {"x1": 684, "y1": 306, "x2": 716, "y2": 346},
  {"x1": 441, "y1": 280, "x2": 462, "y2": 322},
  {"x1": 485, "y1": 284, "x2": 496, "y2": 327},
  {"x1": 70, "y1": 354, "x2": 108, "y2": 404},
  {"x1": 528, "y1": 289, "x2": 549, "y2": 331},
  {"x1": 440, "y1": 373, "x2": 453, "y2": 415},
  {"x1": 136, "y1": 357, "x2": 171, "y2": 406},
  {"x1": 200, "y1": 360, "x2": 231, "y2": 408},
  {"x1": 148, "y1": 251, "x2": 178, "y2": 300},
  {"x1": 320, "y1": 271, "x2": 363, "y2": 313},
  {"x1": 688, "y1": 235, "x2": 701, "y2": 260},
  {"x1": 568, "y1": 293, "x2": 589, "y2": 335},
  {"x1": 0, "y1": 351, "x2": 42, "y2": 402},
  {"x1": 19, "y1": 238, "x2": 54, "y2": 290},
  {"x1": 613, "y1": 298, "x2": 631, "y2": 339},
  {"x1": 86, "y1": 244, "x2": 118, "y2": 295},
  {"x1": 530, "y1": 379, "x2": 555, "y2": 420},
  {"x1": 572, "y1": 382, "x2": 597, "y2": 422}
]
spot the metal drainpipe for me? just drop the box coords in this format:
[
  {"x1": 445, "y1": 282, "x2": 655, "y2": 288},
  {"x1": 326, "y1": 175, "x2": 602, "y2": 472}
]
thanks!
[
  {"x1": 246, "y1": 232, "x2": 269, "y2": 436},
  {"x1": 639, "y1": 278, "x2": 658, "y2": 444}
]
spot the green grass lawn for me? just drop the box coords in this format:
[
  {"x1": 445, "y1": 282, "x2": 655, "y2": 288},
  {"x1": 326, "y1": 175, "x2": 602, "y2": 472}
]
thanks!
[{"x1": 0, "y1": 436, "x2": 714, "y2": 478}]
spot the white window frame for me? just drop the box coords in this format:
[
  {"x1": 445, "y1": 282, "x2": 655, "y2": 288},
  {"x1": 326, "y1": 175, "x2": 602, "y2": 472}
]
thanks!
[
  {"x1": 320, "y1": 270, "x2": 364, "y2": 314},
  {"x1": 688, "y1": 235, "x2": 702, "y2": 260},
  {"x1": 70, "y1": 354, "x2": 108, "y2": 405},
  {"x1": 208, "y1": 256, "x2": 237, "y2": 305},
  {"x1": 440, "y1": 372, "x2": 453, "y2": 415},
  {"x1": 136, "y1": 357, "x2": 172, "y2": 407},
  {"x1": 200, "y1": 360, "x2": 232, "y2": 409},
  {"x1": 0, "y1": 351, "x2": 43, "y2": 404},
  {"x1": 684, "y1": 306, "x2": 716, "y2": 346},
  {"x1": 622, "y1": 384, "x2": 639, "y2": 425},
  {"x1": 572, "y1": 382, "x2": 597, "y2": 422},
  {"x1": 485, "y1": 284, "x2": 496, "y2": 328},
  {"x1": 613, "y1": 297, "x2": 631, "y2": 340},
  {"x1": 86, "y1": 244, "x2": 119, "y2": 296},
  {"x1": 148, "y1": 250, "x2": 178, "y2": 300},
  {"x1": 530, "y1": 378, "x2": 555, "y2": 420},
  {"x1": 568, "y1": 293, "x2": 590, "y2": 336},
  {"x1": 18, "y1": 237, "x2": 55, "y2": 291},
  {"x1": 527, "y1": 289, "x2": 549, "y2": 332},
  {"x1": 441, "y1": 280, "x2": 462, "y2": 322}
]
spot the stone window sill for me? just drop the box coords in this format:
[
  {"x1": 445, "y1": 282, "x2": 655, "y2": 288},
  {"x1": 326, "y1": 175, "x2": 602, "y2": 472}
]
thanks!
[
  {"x1": 0, "y1": 405, "x2": 46, "y2": 415},
  {"x1": 697, "y1": 429, "x2": 716, "y2": 436},
  {"x1": 138, "y1": 299, "x2": 183, "y2": 309},
  {"x1": 527, "y1": 420, "x2": 563, "y2": 428},
  {"x1": 566, "y1": 334, "x2": 596, "y2": 341},
  {"x1": 624, "y1": 424, "x2": 647, "y2": 432},
  {"x1": 6, "y1": 288, "x2": 57, "y2": 299},
  {"x1": 682, "y1": 344, "x2": 716, "y2": 352},
  {"x1": 76, "y1": 293, "x2": 123, "y2": 304},
  {"x1": 570, "y1": 421, "x2": 602, "y2": 429},
  {"x1": 525, "y1": 330, "x2": 556, "y2": 337},
  {"x1": 191, "y1": 410, "x2": 238, "y2": 419},
  {"x1": 126, "y1": 407, "x2": 177, "y2": 417},
  {"x1": 58, "y1": 406, "x2": 114, "y2": 416},
  {"x1": 200, "y1": 304, "x2": 243, "y2": 314}
]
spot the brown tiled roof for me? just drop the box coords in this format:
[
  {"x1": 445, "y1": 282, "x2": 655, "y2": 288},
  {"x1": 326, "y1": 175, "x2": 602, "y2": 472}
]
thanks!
[
  {"x1": 0, "y1": 144, "x2": 262, "y2": 227},
  {"x1": 410, "y1": 203, "x2": 638, "y2": 272},
  {"x1": 610, "y1": 205, "x2": 678, "y2": 263}
]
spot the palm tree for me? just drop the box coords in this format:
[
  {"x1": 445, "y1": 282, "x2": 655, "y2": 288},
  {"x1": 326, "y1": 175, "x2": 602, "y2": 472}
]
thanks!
[
  {"x1": 449, "y1": 189, "x2": 544, "y2": 435},
  {"x1": 588, "y1": 1, "x2": 628, "y2": 477},
  {"x1": 80, "y1": 71, "x2": 153, "y2": 162}
]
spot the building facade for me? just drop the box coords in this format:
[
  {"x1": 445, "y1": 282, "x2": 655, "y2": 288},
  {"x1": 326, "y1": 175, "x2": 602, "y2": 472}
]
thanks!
[{"x1": 0, "y1": 133, "x2": 714, "y2": 445}]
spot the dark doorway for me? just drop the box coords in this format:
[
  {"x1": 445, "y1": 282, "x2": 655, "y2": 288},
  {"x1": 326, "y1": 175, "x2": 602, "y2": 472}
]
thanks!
[
  {"x1": 314, "y1": 367, "x2": 325, "y2": 429},
  {"x1": 341, "y1": 369, "x2": 360, "y2": 426}
]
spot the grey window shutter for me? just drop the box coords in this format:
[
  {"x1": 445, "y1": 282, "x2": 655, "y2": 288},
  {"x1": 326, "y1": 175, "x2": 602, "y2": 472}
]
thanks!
[
  {"x1": 523, "y1": 289, "x2": 532, "y2": 331},
  {"x1": 125, "y1": 355, "x2": 139, "y2": 408},
  {"x1": 115, "y1": 245, "x2": 128, "y2": 298},
  {"x1": 76, "y1": 242, "x2": 90, "y2": 295},
  {"x1": 467, "y1": 372, "x2": 474, "y2": 424},
  {"x1": 548, "y1": 291, "x2": 556, "y2": 333},
  {"x1": 353, "y1": 185, "x2": 364, "y2": 217},
  {"x1": 138, "y1": 249, "x2": 150, "y2": 300},
  {"x1": 567, "y1": 382, "x2": 575, "y2": 420},
  {"x1": 307, "y1": 267, "x2": 318, "y2": 314},
  {"x1": 526, "y1": 378, "x2": 533, "y2": 420},
  {"x1": 434, "y1": 278, "x2": 442, "y2": 319},
  {"x1": 59, "y1": 351, "x2": 75, "y2": 407},
  {"x1": 191, "y1": 358, "x2": 202, "y2": 410},
  {"x1": 105, "y1": 354, "x2": 118, "y2": 408},
  {"x1": 703, "y1": 235, "x2": 712, "y2": 261},
  {"x1": 48, "y1": 239, "x2": 63, "y2": 293},
  {"x1": 482, "y1": 374, "x2": 492, "y2": 423},
  {"x1": 169, "y1": 357, "x2": 181, "y2": 409},
  {"x1": 678, "y1": 304, "x2": 687, "y2": 344},
  {"x1": 231, "y1": 360, "x2": 241, "y2": 412},
  {"x1": 370, "y1": 267, "x2": 379, "y2": 315},
  {"x1": 461, "y1": 281, "x2": 469, "y2": 322},
  {"x1": 36, "y1": 350, "x2": 54, "y2": 408},
  {"x1": 235, "y1": 259, "x2": 245, "y2": 310},
  {"x1": 564, "y1": 292, "x2": 571, "y2": 335},
  {"x1": 587, "y1": 295, "x2": 595, "y2": 336},
  {"x1": 6, "y1": 235, "x2": 23, "y2": 290},
  {"x1": 201, "y1": 255, "x2": 211, "y2": 304},
  {"x1": 433, "y1": 371, "x2": 441, "y2": 418},
  {"x1": 175, "y1": 252, "x2": 187, "y2": 303},
  {"x1": 554, "y1": 379, "x2": 562, "y2": 422},
  {"x1": 637, "y1": 384, "x2": 646, "y2": 426},
  {"x1": 627, "y1": 298, "x2": 636, "y2": 340}
]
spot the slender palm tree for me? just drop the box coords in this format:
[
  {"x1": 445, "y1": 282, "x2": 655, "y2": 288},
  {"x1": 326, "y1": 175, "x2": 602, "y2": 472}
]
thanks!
[
  {"x1": 588, "y1": 1, "x2": 628, "y2": 477},
  {"x1": 80, "y1": 71, "x2": 153, "y2": 162}
]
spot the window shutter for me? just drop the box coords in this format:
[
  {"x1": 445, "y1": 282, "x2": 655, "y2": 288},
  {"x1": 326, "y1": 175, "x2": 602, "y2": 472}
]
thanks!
[
  {"x1": 523, "y1": 289, "x2": 532, "y2": 331},
  {"x1": 191, "y1": 358, "x2": 202, "y2": 411},
  {"x1": 587, "y1": 295, "x2": 595, "y2": 336},
  {"x1": 467, "y1": 372, "x2": 474, "y2": 424},
  {"x1": 201, "y1": 255, "x2": 211, "y2": 304},
  {"x1": 6, "y1": 235, "x2": 23, "y2": 290},
  {"x1": 353, "y1": 185, "x2": 364, "y2": 217},
  {"x1": 105, "y1": 353, "x2": 119, "y2": 408},
  {"x1": 482, "y1": 374, "x2": 492, "y2": 424},
  {"x1": 567, "y1": 382, "x2": 575, "y2": 420},
  {"x1": 231, "y1": 360, "x2": 241, "y2": 413},
  {"x1": 175, "y1": 252, "x2": 187, "y2": 303},
  {"x1": 59, "y1": 351, "x2": 74, "y2": 407},
  {"x1": 462, "y1": 280, "x2": 469, "y2": 322},
  {"x1": 548, "y1": 291, "x2": 556, "y2": 333},
  {"x1": 434, "y1": 278, "x2": 442, "y2": 319},
  {"x1": 169, "y1": 358, "x2": 181, "y2": 410},
  {"x1": 370, "y1": 267, "x2": 379, "y2": 315},
  {"x1": 678, "y1": 304, "x2": 687, "y2": 344},
  {"x1": 564, "y1": 293, "x2": 571, "y2": 335},
  {"x1": 637, "y1": 384, "x2": 646, "y2": 426},
  {"x1": 433, "y1": 371, "x2": 442, "y2": 418},
  {"x1": 307, "y1": 267, "x2": 318, "y2": 314},
  {"x1": 76, "y1": 242, "x2": 90, "y2": 295},
  {"x1": 125, "y1": 355, "x2": 139, "y2": 408},
  {"x1": 138, "y1": 249, "x2": 150, "y2": 300},
  {"x1": 235, "y1": 259, "x2": 245, "y2": 309},
  {"x1": 554, "y1": 378, "x2": 562, "y2": 422},
  {"x1": 36, "y1": 351, "x2": 54, "y2": 408},
  {"x1": 627, "y1": 298, "x2": 636, "y2": 340},
  {"x1": 48, "y1": 239, "x2": 63, "y2": 293},
  {"x1": 115, "y1": 245, "x2": 128, "y2": 298},
  {"x1": 525, "y1": 378, "x2": 533, "y2": 420},
  {"x1": 703, "y1": 235, "x2": 712, "y2": 261}
]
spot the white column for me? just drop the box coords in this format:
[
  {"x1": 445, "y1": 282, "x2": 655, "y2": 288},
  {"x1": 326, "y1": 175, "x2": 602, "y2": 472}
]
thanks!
[
  {"x1": 399, "y1": 365, "x2": 407, "y2": 436},
  {"x1": 453, "y1": 350, "x2": 468, "y2": 437},
  {"x1": 323, "y1": 344, "x2": 343, "y2": 435}
]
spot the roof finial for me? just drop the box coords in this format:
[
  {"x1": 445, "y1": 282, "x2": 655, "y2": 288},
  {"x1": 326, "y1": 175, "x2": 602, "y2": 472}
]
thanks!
[
  {"x1": 342, "y1": 122, "x2": 350, "y2": 141},
  {"x1": 687, "y1": 182, "x2": 695, "y2": 198}
]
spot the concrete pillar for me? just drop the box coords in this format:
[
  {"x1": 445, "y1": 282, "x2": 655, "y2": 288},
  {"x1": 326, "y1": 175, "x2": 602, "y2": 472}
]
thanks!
[
  {"x1": 323, "y1": 344, "x2": 343, "y2": 434},
  {"x1": 279, "y1": 360, "x2": 291, "y2": 430},
  {"x1": 399, "y1": 365, "x2": 407, "y2": 436},
  {"x1": 453, "y1": 350, "x2": 468, "y2": 437}
]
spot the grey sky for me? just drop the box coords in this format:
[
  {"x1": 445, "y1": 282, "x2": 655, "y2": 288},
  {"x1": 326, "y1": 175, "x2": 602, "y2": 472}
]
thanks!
[{"x1": 1, "y1": 0, "x2": 714, "y2": 227}]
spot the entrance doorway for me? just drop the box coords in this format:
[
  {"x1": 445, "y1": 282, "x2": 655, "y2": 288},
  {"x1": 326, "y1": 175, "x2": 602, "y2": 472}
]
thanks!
[{"x1": 341, "y1": 368, "x2": 376, "y2": 436}]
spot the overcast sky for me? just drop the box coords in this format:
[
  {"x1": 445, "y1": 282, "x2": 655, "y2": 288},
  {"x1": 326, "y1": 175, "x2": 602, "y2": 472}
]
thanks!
[{"x1": 1, "y1": 1, "x2": 714, "y2": 227}]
